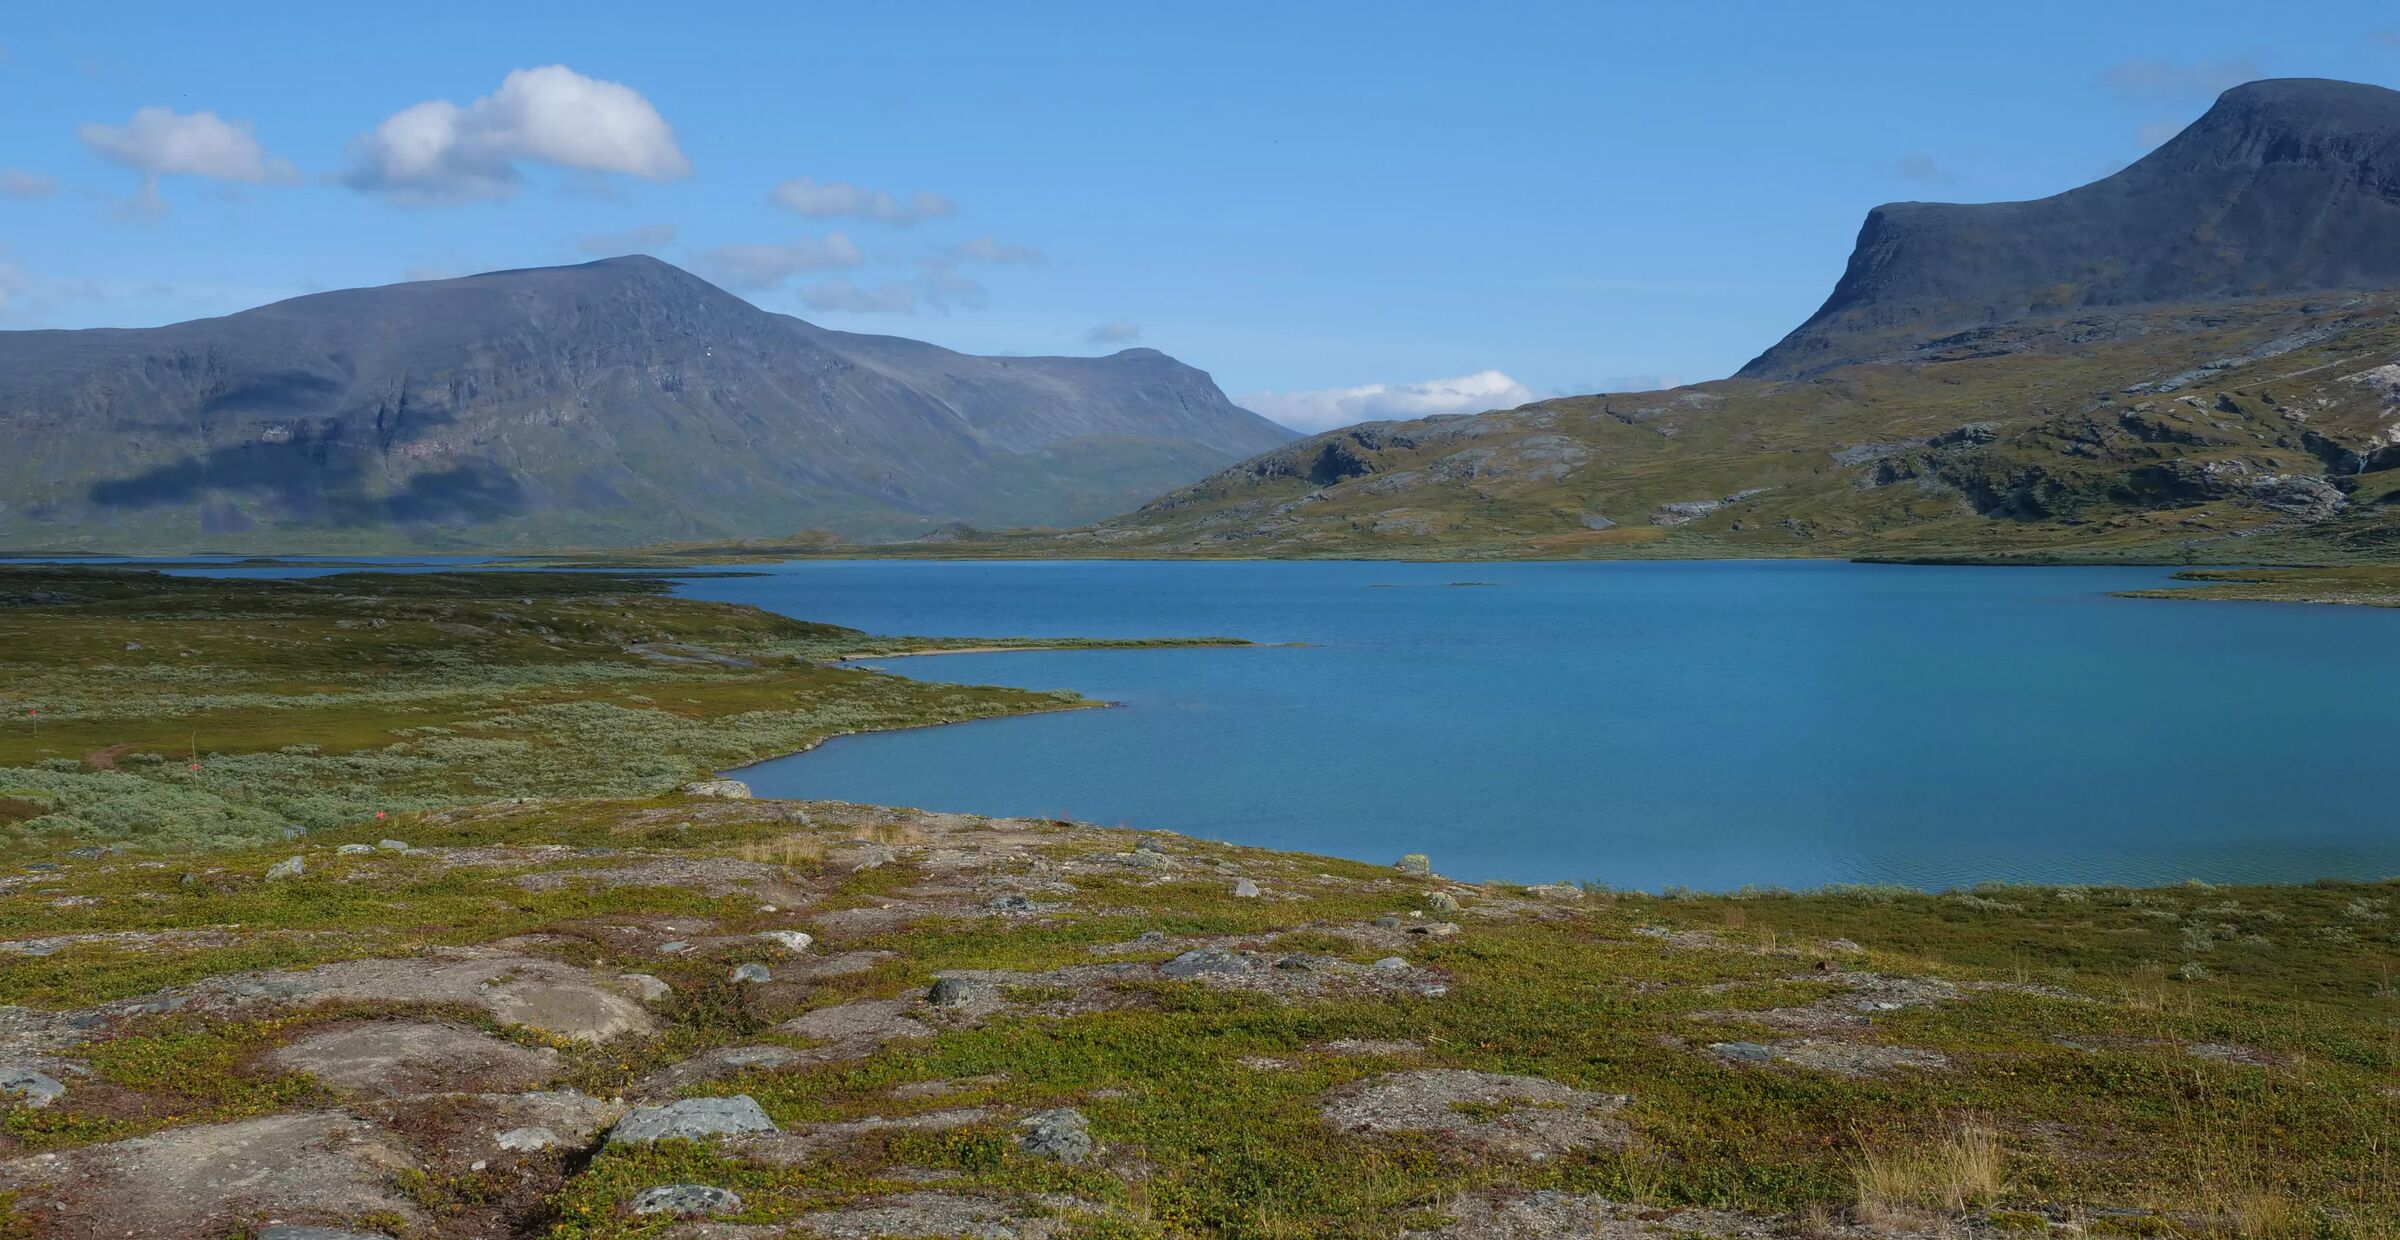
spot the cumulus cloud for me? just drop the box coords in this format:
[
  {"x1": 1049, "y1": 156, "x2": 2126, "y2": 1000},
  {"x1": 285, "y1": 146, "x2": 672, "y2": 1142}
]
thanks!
[
  {"x1": 1884, "y1": 152, "x2": 1957, "y2": 186},
  {"x1": 2097, "y1": 57, "x2": 2261, "y2": 104},
  {"x1": 796, "y1": 279, "x2": 919, "y2": 314},
  {"x1": 1, "y1": 169, "x2": 55, "y2": 199},
  {"x1": 78, "y1": 106, "x2": 296, "y2": 182},
  {"x1": 693, "y1": 234, "x2": 863, "y2": 290},
  {"x1": 577, "y1": 223, "x2": 677, "y2": 255},
  {"x1": 343, "y1": 65, "x2": 690, "y2": 205},
  {"x1": 770, "y1": 177, "x2": 955, "y2": 225},
  {"x1": 1085, "y1": 319, "x2": 1140, "y2": 344},
  {"x1": 1240, "y1": 370, "x2": 1537, "y2": 435}
]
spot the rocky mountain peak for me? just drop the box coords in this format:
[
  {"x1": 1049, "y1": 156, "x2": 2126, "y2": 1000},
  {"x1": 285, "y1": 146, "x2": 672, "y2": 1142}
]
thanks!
[{"x1": 1741, "y1": 77, "x2": 2400, "y2": 378}]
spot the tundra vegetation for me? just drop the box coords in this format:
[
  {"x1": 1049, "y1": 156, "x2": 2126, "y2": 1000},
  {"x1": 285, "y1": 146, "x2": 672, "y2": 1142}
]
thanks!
[{"x1": 0, "y1": 569, "x2": 2391, "y2": 1239}]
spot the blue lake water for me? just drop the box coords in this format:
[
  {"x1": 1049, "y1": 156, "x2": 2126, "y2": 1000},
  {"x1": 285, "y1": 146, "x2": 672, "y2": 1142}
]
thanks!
[{"x1": 680, "y1": 560, "x2": 2400, "y2": 892}]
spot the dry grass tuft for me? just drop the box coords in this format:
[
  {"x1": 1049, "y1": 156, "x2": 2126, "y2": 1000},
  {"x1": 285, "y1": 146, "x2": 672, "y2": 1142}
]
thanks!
[
  {"x1": 736, "y1": 833, "x2": 825, "y2": 866},
  {"x1": 850, "y1": 819, "x2": 927, "y2": 847},
  {"x1": 1854, "y1": 1119, "x2": 2005, "y2": 1224}
]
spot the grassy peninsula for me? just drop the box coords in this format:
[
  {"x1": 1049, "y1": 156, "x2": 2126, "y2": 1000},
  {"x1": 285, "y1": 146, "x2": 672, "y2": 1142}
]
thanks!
[{"x1": 0, "y1": 570, "x2": 2391, "y2": 1239}]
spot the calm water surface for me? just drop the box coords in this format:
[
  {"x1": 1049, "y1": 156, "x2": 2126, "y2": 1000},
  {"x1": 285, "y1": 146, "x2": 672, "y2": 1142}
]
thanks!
[{"x1": 683, "y1": 560, "x2": 2400, "y2": 891}]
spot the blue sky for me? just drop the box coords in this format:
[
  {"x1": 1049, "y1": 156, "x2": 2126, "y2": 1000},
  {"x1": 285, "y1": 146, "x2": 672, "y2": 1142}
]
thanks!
[{"x1": 4, "y1": 1, "x2": 2397, "y2": 431}]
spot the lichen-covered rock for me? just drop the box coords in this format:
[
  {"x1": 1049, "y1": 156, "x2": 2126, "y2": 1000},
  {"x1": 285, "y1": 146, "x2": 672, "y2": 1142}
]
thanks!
[
  {"x1": 1016, "y1": 1107, "x2": 1094, "y2": 1162},
  {"x1": 682, "y1": 779, "x2": 752, "y2": 799},
  {"x1": 607, "y1": 1095, "x2": 778, "y2": 1145},
  {"x1": 0, "y1": 1065, "x2": 65, "y2": 1108},
  {"x1": 631, "y1": 1183, "x2": 743, "y2": 1215},
  {"x1": 1160, "y1": 947, "x2": 1248, "y2": 978}
]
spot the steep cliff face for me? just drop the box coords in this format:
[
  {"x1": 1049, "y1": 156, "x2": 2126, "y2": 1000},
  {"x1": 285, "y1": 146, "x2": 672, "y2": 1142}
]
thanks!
[
  {"x1": 1742, "y1": 78, "x2": 2400, "y2": 378},
  {"x1": 0, "y1": 257, "x2": 1293, "y2": 550}
]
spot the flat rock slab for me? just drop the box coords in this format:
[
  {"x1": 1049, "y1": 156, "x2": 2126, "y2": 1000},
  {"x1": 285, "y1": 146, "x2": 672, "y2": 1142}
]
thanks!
[
  {"x1": 1322, "y1": 1069, "x2": 1630, "y2": 1161},
  {"x1": 1709, "y1": 1038, "x2": 1949, "y2": 1077},
  {"x1": 1400, "y1": 1191, "x2": 1817, "y2": 1239},
  {"x1": 513, "y1": 856, "x2": 804, "y2": 903},
  {"x1": 268, "y1": 1021, "x2": 563, "y2": 1096},
  {"x1": 775, "y1": 998, "x2": 932, "y2": 1056},
  {"x1": 0, "y1": 1111, "x2": 424, "y2": 1236},
  {"x1": 769, "y1": 1191, "x2": 1071, "y2": 1239},
  {"x1": 135, "y1": 952, "x2": 658, "y2": 1042}
]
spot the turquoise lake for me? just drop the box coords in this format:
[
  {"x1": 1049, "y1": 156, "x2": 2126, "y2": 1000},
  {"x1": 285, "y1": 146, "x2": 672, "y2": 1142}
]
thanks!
[{"x1": 681, "y1": 560, "x2": 2400, "y2": 892}]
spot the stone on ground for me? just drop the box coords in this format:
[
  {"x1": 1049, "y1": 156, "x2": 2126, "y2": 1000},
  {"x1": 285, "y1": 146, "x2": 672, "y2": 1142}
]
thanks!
[
  {"x1": 632, "y1": 1183, "x2": 744, "y2": 1215},
  {"x1": 0, "y1": 1064, "x2": 65, "y2": 1107},
  {"x1": 609, "y1": 1094, "x2": 779, "y2": 1145},
  {"x1": 683, "y1": 779, "x2": 752, "y2": 799},
  {"x1": 1160, "y1": 947, "x2": 1248, "y2": 978},
  {"x1": 1015, "y1": 1107, "x2": 1094, "y2": 1162}
]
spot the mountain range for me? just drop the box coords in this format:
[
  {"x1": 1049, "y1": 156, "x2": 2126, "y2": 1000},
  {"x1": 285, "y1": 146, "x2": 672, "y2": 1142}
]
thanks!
[
  {"x1": 0, "y1": 256, "x2": 1293, "y2": 551},
  {"x1": 10, "y1": 78, "x2": 2400, "y2": 561},
  {"x1": 1057, "y1": 78, "x2": 2400, "y2": 562}
]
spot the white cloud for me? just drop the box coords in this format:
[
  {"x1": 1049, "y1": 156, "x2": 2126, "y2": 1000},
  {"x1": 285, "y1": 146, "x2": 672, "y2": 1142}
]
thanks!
[
  {"x1": 796, "y1": 278, "x2": 918, "y2": 314},
  {"x1": 1085, "y1": 319, "x2": 1140, "y2": 344},
  {"x1": 694, "y1": 234, "x2": 864, "y2": 290},
  {"x1": 1, "y1": 169, "x2": 55, "y2": 199},
  {"x1": 77, "y1": 106, "x2": 295, "y2": 182},
  {"x1": 343, "y1": 65, "x2": 690, "y2": 205},
  {"x1": 578, "y1": 223, "x2": 677, "y2": 255},
  {"x1": 770, "y1": 177, "x2": 954, "y2": 225},
  {"x1": 1240, "y1": 370, "x2": 1537, "y2": 434},
  {"x1": 2097, "y1": 58, "x2": 2261, "y2": 105}
]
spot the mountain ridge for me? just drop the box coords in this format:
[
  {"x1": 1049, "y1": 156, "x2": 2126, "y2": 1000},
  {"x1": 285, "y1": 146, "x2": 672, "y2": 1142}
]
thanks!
[
  {"x1": 0, "y1": 256, "x2": 1294, "y2": 551},
  {"x1": 1741, "y1": 77, "x2": 2400, "y2": 377},
  {"x1": 1011, "y1": 78, "x2": 2400, "y2": 562}
]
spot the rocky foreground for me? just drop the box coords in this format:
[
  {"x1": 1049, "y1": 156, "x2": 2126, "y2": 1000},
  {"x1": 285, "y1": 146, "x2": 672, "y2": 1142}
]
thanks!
[{"x1": 0, "y1": 790, "x2": 2390, "y2": 1239}]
